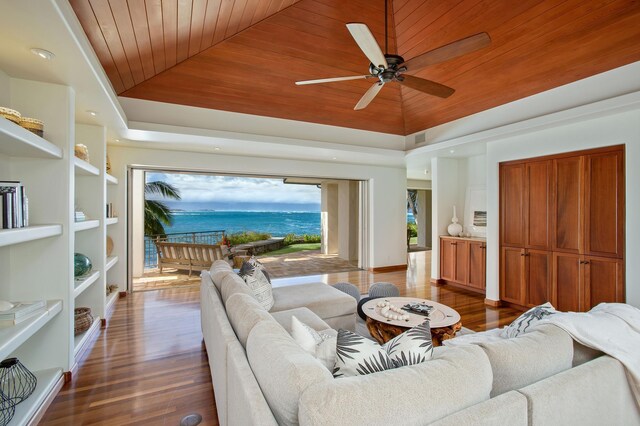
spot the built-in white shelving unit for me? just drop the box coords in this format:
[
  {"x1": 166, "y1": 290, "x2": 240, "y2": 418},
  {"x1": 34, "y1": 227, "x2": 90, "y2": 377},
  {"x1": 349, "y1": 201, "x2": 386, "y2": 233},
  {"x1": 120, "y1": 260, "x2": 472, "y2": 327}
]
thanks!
[
  {"x1": 0, "y1": 117, "x2": 62, "y2": 159},
  {"x1": 0, "y1": 301, "x2": 63, "y2": 360},
  {"x1": 6, "y1": 368, "x2": 64, "y2": 426},
  {"x1": 74, "y1": 220, "x2": 100, "y2": 232},
  {"x1": 105, "y1": 217, "x2": 118, "y2": 226},
  {"x1": 106, "y1": 174, "x2": 118, "y2": 185},
  {"x1": 73, "y1": 317, "x2": 100, "y2": 356},
  {"x1": 73, "y1": 271, "x2": 100, "y2": 298},
  {"x1": 74, "y1": 157, "x2": 99, "y2": 176},
  {"x1": 0, "y1": 225, "x2": 62, "y2": 248},
  {"x1": 105, "y1": 256, "x2": 118, "y2": 271},
  {"x1": 106, "y1": 291, "x2": 118, "y2": 312}
]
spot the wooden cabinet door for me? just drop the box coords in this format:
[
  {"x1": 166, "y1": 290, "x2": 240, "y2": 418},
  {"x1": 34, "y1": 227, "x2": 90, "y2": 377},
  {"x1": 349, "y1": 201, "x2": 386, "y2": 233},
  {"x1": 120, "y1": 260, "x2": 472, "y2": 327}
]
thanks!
[
  {"x1": 440, "y1": 238, "x2": 455, "y2": 282},
  {"x1": 453, "y1": 240, "x2": 469, "y2": 284},
  {"x1": 583, "y1": 256, "x2": 624, "y2": 310},
  {"x1": 525, "y1": 161, "x2": 551, "y2": 250},
  {"x1": 468, "y1": 241, "x2": 486, "y2": 290},
  {"x1": 553, "y1": 156, "x2": 583, "y2": 253},
  {"x1": 501, "y1": 247, "x2": 524, "y2": 305},
  {"x1": 584, "y1": 150, "x2": 624, "y2": 258},
  {"x1": 525, "y1": 250, "x2": 551, "y2": 307},
  {"x1": 500, "y1": 164, "x2": 525, "y2": 247},
  {"x1": 553, "y1": 252, "x2": 581, "y2": 312}
]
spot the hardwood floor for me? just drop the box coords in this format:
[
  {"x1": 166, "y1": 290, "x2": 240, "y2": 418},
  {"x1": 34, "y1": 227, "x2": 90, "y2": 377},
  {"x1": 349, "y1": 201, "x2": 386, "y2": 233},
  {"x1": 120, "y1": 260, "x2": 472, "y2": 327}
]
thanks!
[{"x1": 40, "y1": 251, "x2": 523, "y2": 424}]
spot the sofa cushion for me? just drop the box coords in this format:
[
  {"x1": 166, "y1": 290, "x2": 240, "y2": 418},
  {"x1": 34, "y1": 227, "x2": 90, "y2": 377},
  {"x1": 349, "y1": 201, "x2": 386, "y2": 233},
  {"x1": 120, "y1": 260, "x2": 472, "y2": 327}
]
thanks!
[
  {"x1": 334, "y1": 321, "x2": 433, "y2": 378},
  {"x1": 479, "y1": 324, "x2": 573, "y2": 397},
  {"x1": 572, "y1": 340, "x2": 604, "y2": 367},
  {"x1": 226, "y1": 293, "x2": 274, "y2": 347},
  {"x1": 502, "y1": 302, "x2": 557, "y2": 338},
  {"x1": 220, "y1": 272, "x2": 254, "y2": 306},
  {"x1": 247, "y1": 320, "x2": 333, "y2": 426},
  {"x1": 270, "y1": 307, "x2": 330, "y2": 333},
  {"x1": 518, "y1": 355, "x2": 640, "y2": 425},
  {"x1": 429, "y1": 391, "x2": 528, "y2": 426},
  {"x1": 290, "y1": 316, "x2": 337, "y2": 371},
  {"x1": 298, "y1": 345, "x2": 493, "y2": 426},
  {"x1": 210, "y1": 260, "x2": 233, "y2": 293},
  {"x1": 270, "y1": 282, "x2": 356, "y2": 321}
]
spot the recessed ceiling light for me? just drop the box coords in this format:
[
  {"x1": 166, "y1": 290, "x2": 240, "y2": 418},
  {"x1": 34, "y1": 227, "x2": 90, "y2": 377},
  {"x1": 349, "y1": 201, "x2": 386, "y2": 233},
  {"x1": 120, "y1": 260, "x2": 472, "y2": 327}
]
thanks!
[
  {"x1": 214, "y1": 147, "x2": 221, "y2": 151},
  {"x1": 332, "y1": 157, "x2": 337, "y2": 160},
  {"x1": 30, "y1": 48, "x2": 55, "y2": 61},
  {"x1": 114, "y1": 139, "x2": 120, "y2": 142},
  {"x1": 449, "y1": 149, "x2": 455, "y2": 154},
  {"x1": 87, "y1": 110, "x2": 98, "y2": 117}
]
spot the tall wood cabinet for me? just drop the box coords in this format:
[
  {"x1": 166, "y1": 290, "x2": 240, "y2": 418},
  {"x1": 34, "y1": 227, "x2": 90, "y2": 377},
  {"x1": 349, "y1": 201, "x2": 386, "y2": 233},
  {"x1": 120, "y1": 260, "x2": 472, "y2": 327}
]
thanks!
[
  {"x1": 500, "y1": 146, "x2": 624, "y2": 311},
  {"x1": 440, "y1": 237, "x2": 486, "y2": 294}
]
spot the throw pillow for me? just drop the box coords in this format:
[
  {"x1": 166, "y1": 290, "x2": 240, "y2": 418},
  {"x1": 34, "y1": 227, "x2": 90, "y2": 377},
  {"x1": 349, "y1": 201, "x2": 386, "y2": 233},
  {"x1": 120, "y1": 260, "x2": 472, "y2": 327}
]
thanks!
[
  {"x1": 290, "y1": 316, "x2": 337, "y2": 370},
  {"x1": 238, "y1": 256, "x2": 271, "y2": 283},
  {"x1": 334, "y1": 320, "x2": 433, "y2": 378},
  {"x1": 238, "y1": 259, "x2": 274, "y2": 310},
  {"x1": 502, "y1": 302, "x2": 557, "y2": 338}
]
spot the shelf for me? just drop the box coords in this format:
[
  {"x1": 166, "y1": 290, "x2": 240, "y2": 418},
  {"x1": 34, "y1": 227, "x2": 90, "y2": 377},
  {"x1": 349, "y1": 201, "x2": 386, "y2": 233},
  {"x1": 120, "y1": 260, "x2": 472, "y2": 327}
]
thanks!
[
  {"x1": 74, "y1": 219, "x2": 99, "y2": 232},
  {"x1": 0, "y1": 117, "x2": 62, "y2": 159},
  {"x1": 73, "y1": 270, "x2": 100, "y2": 298},
  {"x1": 0, "y1": 225, "x2": 62, "y2": 248},
  {"x1": 7, "y1": 367, "x2": 63, "y2": 426},
  {"x1": 74, "y1": 157, "x2": 99, "y2": 176},
  {"x1": 74, "y1": 316, "x2": 101, "y2": 356},
  {"x1": 105, "y1": 256, "x2": 118, "y2": 271},
  {"x1": 0, "y1": 300, "x2": 62, "y2": 360},
  {"x1": 105, "y1": 217, "x2": 118, "y2": 226},
  {"x1": 106, "y1": 174, "x2": 118, "y2": 185},
  {"x1": 106, "y1": 291, "x2": 118, "y2": 312}
]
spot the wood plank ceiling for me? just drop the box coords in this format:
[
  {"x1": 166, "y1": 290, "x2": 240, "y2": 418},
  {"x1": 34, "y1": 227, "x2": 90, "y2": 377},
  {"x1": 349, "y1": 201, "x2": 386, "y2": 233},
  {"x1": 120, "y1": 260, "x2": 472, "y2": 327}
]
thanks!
[{"x1": 71, "y1": 0, "x2": 640, "y2": 135}]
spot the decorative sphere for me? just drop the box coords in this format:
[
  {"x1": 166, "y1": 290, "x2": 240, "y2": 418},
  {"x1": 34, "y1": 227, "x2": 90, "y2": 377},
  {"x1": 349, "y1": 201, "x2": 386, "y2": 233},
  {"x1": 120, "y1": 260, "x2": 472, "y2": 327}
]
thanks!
[{"x1": 74, "y1": 253, "x2": 92, "y2": 278}]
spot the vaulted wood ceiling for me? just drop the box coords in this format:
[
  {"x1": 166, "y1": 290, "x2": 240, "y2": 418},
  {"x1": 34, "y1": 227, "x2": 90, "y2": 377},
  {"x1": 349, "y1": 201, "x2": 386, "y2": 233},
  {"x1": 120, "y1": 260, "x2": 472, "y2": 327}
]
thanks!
[{"x1": 71, "y1": 0, "x2": 640, "y2": 135}]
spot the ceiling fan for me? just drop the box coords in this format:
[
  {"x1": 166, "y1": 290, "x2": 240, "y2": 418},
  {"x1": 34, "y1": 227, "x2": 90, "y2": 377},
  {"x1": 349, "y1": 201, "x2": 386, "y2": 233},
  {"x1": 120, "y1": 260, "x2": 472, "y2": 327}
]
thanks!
[{"x1": 295, "y1": 1, "x2": 491, "y2": 110}]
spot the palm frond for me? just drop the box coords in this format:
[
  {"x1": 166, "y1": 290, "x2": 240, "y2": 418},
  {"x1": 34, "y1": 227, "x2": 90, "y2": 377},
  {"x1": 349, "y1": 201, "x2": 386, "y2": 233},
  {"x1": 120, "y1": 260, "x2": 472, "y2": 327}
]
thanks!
[
  {"x1": 356, "y1": 352, "x2": 395, "y2": 375},
  {"x1": 336, "y1": 330, "x2": 366, "y2": 363},
  {"x1": 145, "y1": 181, "x2": 181, "y2": 200},
  {"x1": 406, "y1": 320, "x2": 433, "y2": 349}
]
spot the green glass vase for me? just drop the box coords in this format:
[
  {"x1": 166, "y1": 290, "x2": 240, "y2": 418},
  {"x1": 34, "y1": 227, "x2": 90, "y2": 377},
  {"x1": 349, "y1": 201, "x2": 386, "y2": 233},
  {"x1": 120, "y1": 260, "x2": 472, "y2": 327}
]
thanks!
[{"x1": 74, "y1": 253, "x2": 92, "y2": 278}]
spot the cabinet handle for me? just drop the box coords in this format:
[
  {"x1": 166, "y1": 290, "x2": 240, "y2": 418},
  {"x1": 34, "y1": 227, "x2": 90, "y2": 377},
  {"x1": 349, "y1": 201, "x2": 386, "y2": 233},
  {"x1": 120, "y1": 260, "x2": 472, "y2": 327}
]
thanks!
[
  {"x1": 579, "y1": 260, "x2": 590, "y2": 265},
  {"x1": 480, "y1": 245, "x2": 486, "y2": 249}
]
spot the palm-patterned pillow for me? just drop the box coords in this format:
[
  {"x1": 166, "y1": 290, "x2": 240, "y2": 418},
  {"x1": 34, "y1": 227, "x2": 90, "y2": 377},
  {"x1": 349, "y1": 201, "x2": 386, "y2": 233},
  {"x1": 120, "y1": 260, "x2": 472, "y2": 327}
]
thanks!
[
  {"x1": 502, "y1": 302, "x2": 557, "y2": 338},
  {"x1": 238, "y1": 257, "x2": 274, "y2": 310},
  {"x1": 333, "y1": 321, "x2": 433, "y2": 378},
  {"x1": 238, "y1": 256, "x2": 271, "y2": 283}
]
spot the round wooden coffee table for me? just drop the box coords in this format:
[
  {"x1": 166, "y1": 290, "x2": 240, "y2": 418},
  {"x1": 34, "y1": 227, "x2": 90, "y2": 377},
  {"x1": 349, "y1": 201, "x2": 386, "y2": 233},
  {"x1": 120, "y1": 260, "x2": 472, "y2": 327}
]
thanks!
[{"x1": 362, "y1": 297, "x2": 462, "y2": 346}]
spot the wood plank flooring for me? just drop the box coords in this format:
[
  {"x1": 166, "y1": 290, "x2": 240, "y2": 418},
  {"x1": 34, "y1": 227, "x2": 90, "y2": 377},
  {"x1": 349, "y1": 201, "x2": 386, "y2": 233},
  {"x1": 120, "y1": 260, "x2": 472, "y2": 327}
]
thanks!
[{"x1": 40, "y1": 251, "x2": 523, "y2": 425}]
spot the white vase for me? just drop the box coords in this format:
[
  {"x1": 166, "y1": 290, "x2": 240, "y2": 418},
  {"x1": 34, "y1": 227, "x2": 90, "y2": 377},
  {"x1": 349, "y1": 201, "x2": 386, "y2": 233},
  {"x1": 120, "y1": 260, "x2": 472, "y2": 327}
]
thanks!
[{"x1": 447, "y1": 206, "x2": 463, "y2": 236}]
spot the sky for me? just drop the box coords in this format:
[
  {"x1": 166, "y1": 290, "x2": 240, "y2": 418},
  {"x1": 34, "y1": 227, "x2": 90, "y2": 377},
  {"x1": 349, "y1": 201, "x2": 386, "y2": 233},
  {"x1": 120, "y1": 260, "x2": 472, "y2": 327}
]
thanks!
[{"x1": 146, "y1": 172, "x2": 321, "y2": 211}]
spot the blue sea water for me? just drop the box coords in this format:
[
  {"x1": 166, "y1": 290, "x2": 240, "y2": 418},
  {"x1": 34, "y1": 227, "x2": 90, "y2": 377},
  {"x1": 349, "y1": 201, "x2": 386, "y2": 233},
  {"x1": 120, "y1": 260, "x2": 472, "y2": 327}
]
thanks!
[{"x1": 164, "y1": 210, "x2": 321, "y2": 236}]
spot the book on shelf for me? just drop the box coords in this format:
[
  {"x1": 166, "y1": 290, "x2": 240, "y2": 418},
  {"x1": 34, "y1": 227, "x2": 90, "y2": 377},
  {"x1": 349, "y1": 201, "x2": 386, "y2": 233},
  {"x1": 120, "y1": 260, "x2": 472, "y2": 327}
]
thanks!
[
  {"x1": 0, "y1": 181, "x2": 28, "y2": 229},
  {"x1": 75, "y1": 211, "x2": 87, "y2": 222},
  {"x1": 0, "y1": 300, "x2": 46, "y2": 320},
  {"x1": 0, "y1": 308, "x2": 45, "y2": 325}
]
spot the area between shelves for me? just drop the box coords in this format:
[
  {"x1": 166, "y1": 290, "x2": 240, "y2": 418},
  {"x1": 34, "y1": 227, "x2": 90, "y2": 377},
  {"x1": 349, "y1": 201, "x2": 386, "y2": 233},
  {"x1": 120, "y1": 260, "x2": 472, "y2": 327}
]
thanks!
[
  {"x1": 74, "y1": 219, "x2": 99, "y2": 232},
  {"x1": 73, "y1": 270, "x2": 100, "y2": 298},
  {"x1": 0, "y1": 300, "x2": 63, "y2": 361},
  {"x1": 106, "y1": 291, "x2": 118, "y2": 312},
  {"x1": 106, "y1": 256, "x2": 118, "y2": 271},
  {"x1": 74, "y1": 157, "x2": 99, "y2": 176},
  {"x1": 105, "y1": 217, "x2": 118, "y2": 226},
  {"x1": 7, "y1": 368, "x2": 63, "y2": 426},
  {"x1": 0, "y1": 224, "x2": 62, "y2": 248},
  {"x1": 74, "y1": 316, "x2": 100, "y2": 356},
  {"x1": 0, "y1": 117, "x2": 62, "y2": 159}
]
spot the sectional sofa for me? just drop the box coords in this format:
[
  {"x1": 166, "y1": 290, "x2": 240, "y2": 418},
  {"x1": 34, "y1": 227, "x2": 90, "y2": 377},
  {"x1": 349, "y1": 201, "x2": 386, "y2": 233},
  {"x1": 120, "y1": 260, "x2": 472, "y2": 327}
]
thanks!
[{"x1": 200, "y1": 260, "x2": 640, "y2": 425}]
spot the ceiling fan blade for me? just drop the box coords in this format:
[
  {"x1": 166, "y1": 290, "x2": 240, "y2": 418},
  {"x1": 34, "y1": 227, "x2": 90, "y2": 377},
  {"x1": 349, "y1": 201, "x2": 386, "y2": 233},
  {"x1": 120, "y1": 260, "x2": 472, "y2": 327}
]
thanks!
[
  {"x1": 398, "y1": 74, "x2": 454, "y2": 98},
  {"x1": 354, "y1": 82, "x2": 384, "y2": 110},
  {"x1": 400, "y1": 32, "x2": 491, "y2": 71},
  {"x1": 295, "y1": 75, "x2": 371, "y2": 86},
  {"x1": 346, "y1": 23, "x2": 388, "y2": 69}
]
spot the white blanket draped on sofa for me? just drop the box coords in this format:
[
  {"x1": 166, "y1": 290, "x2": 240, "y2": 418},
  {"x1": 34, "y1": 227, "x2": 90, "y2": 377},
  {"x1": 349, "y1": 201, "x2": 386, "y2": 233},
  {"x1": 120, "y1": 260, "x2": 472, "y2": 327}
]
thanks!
[{"x1": 536, "y1": 303, "x2": 640, "y2": 406}]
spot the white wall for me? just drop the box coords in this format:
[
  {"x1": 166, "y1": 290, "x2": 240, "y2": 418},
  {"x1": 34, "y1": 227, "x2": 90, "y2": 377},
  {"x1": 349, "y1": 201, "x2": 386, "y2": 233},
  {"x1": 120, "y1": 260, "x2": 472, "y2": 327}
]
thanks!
[
  {"x1": 485, "y1": 108, "x2": 640, "y2": 307},
  {"x1": 0, "y1": 70, "x2": 9, "y2": 105},
  {"x1": 431, "y1": 157, "x2": 459, "y2": 279},
  {"x1": 109, "y1": 146, "x2": 408, "y2": 269}
]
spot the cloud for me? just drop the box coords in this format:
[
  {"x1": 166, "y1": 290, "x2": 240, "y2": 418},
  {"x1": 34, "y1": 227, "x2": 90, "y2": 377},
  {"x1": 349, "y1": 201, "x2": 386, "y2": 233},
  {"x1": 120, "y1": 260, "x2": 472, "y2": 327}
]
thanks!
[{"x1": 145, "y1": 172, "x2": 320, "y2": 204}]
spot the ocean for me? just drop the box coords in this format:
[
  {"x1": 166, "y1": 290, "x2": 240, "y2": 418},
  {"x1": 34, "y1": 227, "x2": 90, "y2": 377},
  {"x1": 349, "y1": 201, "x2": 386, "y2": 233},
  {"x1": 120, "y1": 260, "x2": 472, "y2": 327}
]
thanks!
[{"x1": 164, "y1": 210, "x2": 321, "y2": 236}]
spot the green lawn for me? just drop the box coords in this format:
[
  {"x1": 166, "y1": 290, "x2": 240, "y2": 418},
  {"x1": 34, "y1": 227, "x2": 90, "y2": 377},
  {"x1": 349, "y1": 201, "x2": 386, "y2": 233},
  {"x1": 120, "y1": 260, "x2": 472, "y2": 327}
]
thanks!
[
  {"x1": 264, "y1": 243, "x2": 321, "y2": 255},
  {"x1": 410, "y1": 236, "x2": 417, "y2": 244}
]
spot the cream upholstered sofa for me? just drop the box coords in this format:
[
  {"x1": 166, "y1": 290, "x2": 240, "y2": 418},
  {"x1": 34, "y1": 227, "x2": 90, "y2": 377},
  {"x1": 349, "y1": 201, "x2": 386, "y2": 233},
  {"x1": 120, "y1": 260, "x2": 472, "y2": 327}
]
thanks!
[{"x1": 201, "y1": 261, "x2": 640, "y2": 426}]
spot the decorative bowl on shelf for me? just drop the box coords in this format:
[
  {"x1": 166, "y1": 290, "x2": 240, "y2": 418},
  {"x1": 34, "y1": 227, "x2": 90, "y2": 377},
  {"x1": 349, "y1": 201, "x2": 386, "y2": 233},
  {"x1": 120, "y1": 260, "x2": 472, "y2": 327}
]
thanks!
[
  {"x1": 0, "y1": 107, "x2": 21, "y2": 124},
  {"x1": 74, "y1": 307, "x2": 93, "y2": 335},
  {"x1": 0, "y1": 358, "x2": 37, "y2": 407},
  {"x1": 74, "y1": 253, "x2": 92, "y2": 278},
  {"x1": 106, "y1": 236, "x2": 114, "y2": 257},
  {"x1": 18, "y1": 117, "x2": 44, "y2": 137}
]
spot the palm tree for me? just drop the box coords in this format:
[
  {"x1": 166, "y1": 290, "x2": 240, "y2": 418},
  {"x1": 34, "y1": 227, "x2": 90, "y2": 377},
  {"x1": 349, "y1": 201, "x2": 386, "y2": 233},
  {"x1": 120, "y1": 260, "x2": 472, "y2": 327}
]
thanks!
[{"x1": 145, "y1": 181, "x2": 181, "y2": 236}]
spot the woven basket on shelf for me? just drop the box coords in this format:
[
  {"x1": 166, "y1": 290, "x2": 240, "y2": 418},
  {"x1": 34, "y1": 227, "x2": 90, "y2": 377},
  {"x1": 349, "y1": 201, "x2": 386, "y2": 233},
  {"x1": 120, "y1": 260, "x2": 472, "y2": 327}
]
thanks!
[
  {"x1": 19, "y1": 117, "x2": 44, "y2": 137},
  {"x1": 0, "y1": 107, "x2": 21, "y2": 124},
  {"x1": 74, "y1": 307, "x2": 93, "y2": 335}
]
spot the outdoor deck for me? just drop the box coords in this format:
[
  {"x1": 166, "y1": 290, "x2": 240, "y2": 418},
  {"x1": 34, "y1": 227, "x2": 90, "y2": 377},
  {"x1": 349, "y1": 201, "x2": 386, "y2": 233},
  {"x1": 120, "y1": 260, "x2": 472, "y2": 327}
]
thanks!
[{"x1": 133, "y1": 249, "x2": 360, "y2": 291}]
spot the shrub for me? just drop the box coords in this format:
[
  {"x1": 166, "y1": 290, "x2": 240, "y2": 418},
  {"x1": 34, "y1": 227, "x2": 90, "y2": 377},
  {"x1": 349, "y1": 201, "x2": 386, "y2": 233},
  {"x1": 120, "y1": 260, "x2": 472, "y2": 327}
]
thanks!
[
  {"x1": 302, "y1": 234, "x2": 321, "y2": 243},
  {"x1": 227, "y1": 231, "x2": 271, "y2": 245},
  {"x1": 283, "y1": 233, "x2": 297, "y2": 245},
  {"x1": 282, "y1": 233, "x2": 321, "y2": 245},
  {"x1": 407, "y1": 222, "x2": 418, "y2": 237}
]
